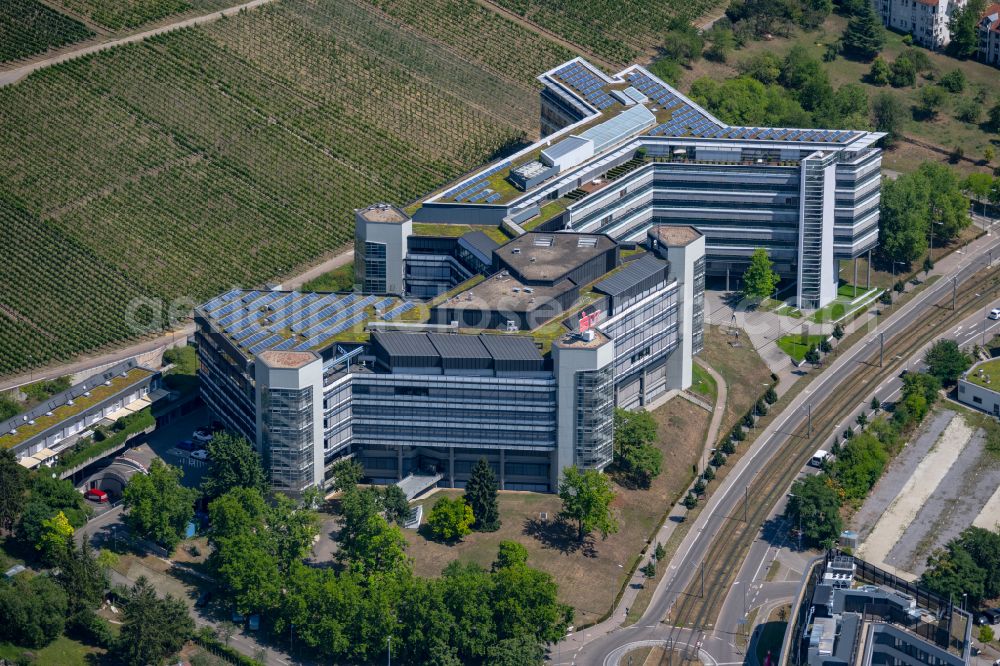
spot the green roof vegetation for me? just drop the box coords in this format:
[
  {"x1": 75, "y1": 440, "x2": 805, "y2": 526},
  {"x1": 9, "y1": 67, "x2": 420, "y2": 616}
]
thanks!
[
  {"x1": 0, "y1": 368, "x2": 152, "y2": 449},
  {"x1": 966, "y1": 359, "x2": 1000, "y2": 389},
  {"x1": 522, "y1": 198, "x2": 570, "y2": 231},
  {"x1": 412, "y1": 223, "x2": 509, "y2": 245},
  {"x1": 300, "y1": 263, "x2": 355, "y2": 292}
]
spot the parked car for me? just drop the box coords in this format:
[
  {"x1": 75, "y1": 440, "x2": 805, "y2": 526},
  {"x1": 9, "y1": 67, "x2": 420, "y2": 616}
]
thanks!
[
  {"x1": 84, "y1": 488, "x2": 109, "y2": 503},
  {"x1": 191, "y1": 449, "x2": 209, "y2": 461},
  {"x1": 192, "y1": 428, "x2": 213, "y2": 444},
  {"x1": 248, "y1": 614, "x2": 260, "y2": 631},
  {"x1": 231, "y1": 610, "x2": 245, "y2": 624},
  {"x1": 989, "y1": 308, "x2": 1000, "y2": 320},
  {"x1": 177, "y1": 439, "x2": 196, "y2": 452},
  {"x1": 978, "y1": 608, "x2": 1000, "y2": 625}
]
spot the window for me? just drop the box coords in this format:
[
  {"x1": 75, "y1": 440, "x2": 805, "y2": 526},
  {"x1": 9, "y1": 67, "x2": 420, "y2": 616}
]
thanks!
[{"x1": 973, "y1": 395, "x2": 983, "y2": 404}]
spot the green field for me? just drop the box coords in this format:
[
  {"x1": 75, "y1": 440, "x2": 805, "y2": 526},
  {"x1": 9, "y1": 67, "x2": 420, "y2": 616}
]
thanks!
[
  {"x1": 0, "y1": 0, "x2": 93, "y2": 63},
  {"x1": 488, "y1": 0, "x2": 716, "y2": 64},
  {"x1": 0, "y1": 0, "x2": 573, "y2": 377}
]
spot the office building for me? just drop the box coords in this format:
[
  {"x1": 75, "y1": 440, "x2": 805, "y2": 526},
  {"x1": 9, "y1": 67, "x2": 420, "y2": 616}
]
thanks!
[
  {"x1": 196, "y1": 223, "x2": 704, "y2": 495},
  {"x1": 401, "y1": 58, "x2": 883, "y2": 309}
]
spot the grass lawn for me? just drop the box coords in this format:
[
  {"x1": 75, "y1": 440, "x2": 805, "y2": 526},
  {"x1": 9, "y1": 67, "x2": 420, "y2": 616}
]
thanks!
[
  {"x1": 837, "y1": 284, "x2": 877, "y2": 300},
  {"x1": 777, "y1": 334, "x2": 826, "y2": 362},
  {"x1": 699, "y1": 325, "x2": 775, "y2": 434},
  {"x1": 754, "y1": 605, "x2": 791, "y2": 664},
  {"x1": 811, "y1": 291, "x2": 880, "y2": 324},
  {"x1": 965, "y1": 358, "x2": 1000, "y2": 388},
  {"x1": 690, "y1": 362, "x2": 718, "y2": 402},
  {"x1": 405, "y1": 396, "x2": 711, "y2": 626},
  {"x1": 412, "y1": 223, "x2": 509, "y2": 245},
  {"x1": 678, "y1": 14, "x2": 999, "y2": 176},
  {"x1": 300, "y1": 263, "x2": 355, "y2": 293},
  {"x1": 0, "y1": 636, "x2": 103, "y2": 665}
]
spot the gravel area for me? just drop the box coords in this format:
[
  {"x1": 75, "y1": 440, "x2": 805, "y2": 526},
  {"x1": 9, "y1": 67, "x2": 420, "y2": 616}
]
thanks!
[
  {"x1": 856, "y1": 415, "x2": 972, "y2": 567},
  {"x1": 851, "y1": 410, "x2": 952, "y2": 541},
  {"x1": 973, "y1": 484, "x2": 1000, "y2": 531},
  {"x1": 887, "y1": 423, "x2": 1000, "y2": 574}
]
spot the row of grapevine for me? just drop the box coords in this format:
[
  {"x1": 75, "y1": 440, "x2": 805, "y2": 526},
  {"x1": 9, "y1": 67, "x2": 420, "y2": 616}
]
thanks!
[
  {"x1": 0, "y1": 0, "x2": 568, "y2": 376},
  {"x1": 486, "y1": 0, "x2": 720, "y2": 65},
  {"x1": 51, "y1": 0, "x2": 232, "y2": 31},
  {"x1": 0, "y1": 0, "x2": 93, "y2": 64}
]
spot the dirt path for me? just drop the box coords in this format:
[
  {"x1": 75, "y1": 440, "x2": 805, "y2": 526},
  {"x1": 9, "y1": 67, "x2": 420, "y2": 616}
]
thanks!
[
  {"x1": 696, "y1": 357, "x2": 728, "y2": 470},
  {"x1": 471, "y1": 0, "x2": 619, "y2": 72},
  {"x1": 0, "y1": 0, "x2": 277, "y2": 88},
  {"x1": 0, "y1": 247, "x2": 352, "y2": 392}
]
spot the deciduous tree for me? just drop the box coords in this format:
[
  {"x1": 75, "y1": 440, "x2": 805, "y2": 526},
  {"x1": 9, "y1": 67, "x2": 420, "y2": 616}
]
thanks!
[
  {"x1": 122, "y1": 458, "x2": 198, "y2": 550},
  {"x1": 924, "y1": 339, "x2": 971, "y2": 383},
  {"x1": 0, "y1": 573, "x2": 67, "y2": 648},
  {"x1": 742, "y1": 248, "x2": 780, "y2": 300},
  {"x1": 201, "y1": 432, "x2": 266, "y2": 498},
  {"x1": 0, "y1": 448, "x2": 28, "y2": 533},
  {"x1": 559, "y1": 467, "x2": 618, "y2": 541},
  {"x1": 427, "y1": 496, "x2": 475, "y2": 542}
]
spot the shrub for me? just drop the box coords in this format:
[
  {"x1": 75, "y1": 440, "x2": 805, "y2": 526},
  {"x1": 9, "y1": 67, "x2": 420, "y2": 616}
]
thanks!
[
  {"x1": 721, "y1": 439, "x2": 737, "y2": 455},
  {"x1": 683, "y1": 493, "x2": 698, "y2": 509},
  {"x1": 764, "y1": 386, "x2": 778, "y2": 404},
  {"x1": 702, "y1": 466, "x2": 715, "y2": 481},
  {"x1": 711, "y1": 451, "x2": 727, "y2": 467}
]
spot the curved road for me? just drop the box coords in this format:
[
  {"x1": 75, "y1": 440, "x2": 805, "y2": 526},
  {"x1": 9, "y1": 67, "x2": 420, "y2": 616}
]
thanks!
[{"x1": 564, "y1": 233, "x2": 1000, "y2": 665}]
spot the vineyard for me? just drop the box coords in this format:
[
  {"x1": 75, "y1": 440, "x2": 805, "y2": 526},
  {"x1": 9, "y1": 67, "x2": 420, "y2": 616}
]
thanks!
[
  {"x1": 0, "y1": 0, "x2": 93, "y2": 63},
  {"x1": 0, "y1": 0, "x2": 569, "y2": 377},
  {"x1": 486, "y1": 0, "x2": 717, "y2": 64},
  {"x1": 51, "y1": 0, "x2": 234, "y2": 30}
]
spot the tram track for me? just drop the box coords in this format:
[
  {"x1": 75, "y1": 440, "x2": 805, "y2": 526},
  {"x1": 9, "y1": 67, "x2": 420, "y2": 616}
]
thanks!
[{"x1": 654, "y1": 261, "x2": 1000, "y2": 661}]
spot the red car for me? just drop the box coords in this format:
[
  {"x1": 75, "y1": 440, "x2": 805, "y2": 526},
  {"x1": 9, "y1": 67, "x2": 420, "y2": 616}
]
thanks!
[{"x1": 84, "y1": 488, "x2": 109, "y2": 503}]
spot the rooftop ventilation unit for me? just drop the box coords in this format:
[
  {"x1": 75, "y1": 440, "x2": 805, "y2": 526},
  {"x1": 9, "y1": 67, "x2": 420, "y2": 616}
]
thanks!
[
  {"x1": 524, "y1": 287, "x2": 534, "y2": 294},
  {"x1": 512, "y1": 288, "x2": 520, "y2": 293},
  {"x1": 506, "y1": 320, "x2": 518, "y2": 332},
  {"x1": 512, "y1": 248, "x2": 521, "y2": 254},
  {"x1": 533, "y1": 236, "x2": 554, "y2": 247},
  {"x1": 577, "y1": 237, "x2": 598, "y2": 248},
  {"x1": 582, "y1": 329, "x2": 595, "y2": 342}
]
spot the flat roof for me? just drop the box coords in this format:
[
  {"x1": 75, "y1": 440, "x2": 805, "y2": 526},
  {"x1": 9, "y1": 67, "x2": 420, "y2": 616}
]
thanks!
[
  {"x1": 257, "y1": 350, "x2": 318, "y2": 369},
  {"x1": 442, "y1": 272, "x2": 574, "y2": 313},
  {"x1": 199, "y1": 290, "x2": 419, "y2": 357},
  {"x1": 356, "y1": 203, "x2": 409, "y2": 223},
  {"x1": 553, "y1": 328, "x2": 610, "y2": 349},
  {"x1": 541, "y1": 135, "x2": 591, "y2": 163},
  {"x1": 651, "y1": 225, "x2": 702, "y2": 247},
  {"x1": 458, "y1": 230, "x2": 500, "y2": 262},
  {"x1": 496, "y1": 232, "x2": 614, "y2": 283}
]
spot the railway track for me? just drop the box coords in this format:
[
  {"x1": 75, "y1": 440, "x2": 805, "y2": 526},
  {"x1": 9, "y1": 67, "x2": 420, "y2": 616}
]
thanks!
[{"x1": 652, "y1": 263, "x2": 1000, "y2": 663}]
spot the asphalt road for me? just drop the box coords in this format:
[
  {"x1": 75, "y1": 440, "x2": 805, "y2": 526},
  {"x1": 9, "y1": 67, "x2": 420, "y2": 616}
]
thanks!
[{"x1": 566, "y1": 235, "x2": 1000, "y2": 666}]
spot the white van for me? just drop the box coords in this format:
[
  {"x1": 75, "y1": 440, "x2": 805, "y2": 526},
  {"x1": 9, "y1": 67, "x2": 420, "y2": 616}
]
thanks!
[{"x1": 809, "y1": 449, "x2": 829, "y2": 467}]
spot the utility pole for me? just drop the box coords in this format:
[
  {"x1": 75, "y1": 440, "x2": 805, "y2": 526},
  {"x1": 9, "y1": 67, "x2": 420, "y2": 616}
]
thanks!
[{"x1": 388, "y1": 637, "x2": 391, "y2": 666}]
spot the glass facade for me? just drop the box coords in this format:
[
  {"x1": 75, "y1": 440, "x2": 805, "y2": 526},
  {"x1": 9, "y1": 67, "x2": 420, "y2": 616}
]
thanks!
[
  {"x1": 363, "y1": 241, "x2": 387, "y2": 293},
  {"x1": 574, "y1": 365, "x2": 614, "y2": 469},
  {"x1": 261, "y1": 385, "x2": 315, "y2": 494},
  {"x1": 352, "y1": 374, "x2": 558, "y2": 451},
  {"x1": 692, "y1": 255, "x2": 706, "y2": 354}
]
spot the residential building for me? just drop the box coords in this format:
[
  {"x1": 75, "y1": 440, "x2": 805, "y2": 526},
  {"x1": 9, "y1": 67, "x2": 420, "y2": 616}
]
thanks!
[
  {"x1": 405, "y1": 58, "x2": 884, "y2": 310},
  {"x1": 874, "y1": 0, "x2": 967, "y2": 49},
  {"x1": 0, "y1": 360, "x2": 162, "y2": 469},
  {"x1": 978, "y1": 4, "x2": 1000, "y2": 65},
  {"x1": 196, "y1": 224, "x2": 705, "y2": 495}
]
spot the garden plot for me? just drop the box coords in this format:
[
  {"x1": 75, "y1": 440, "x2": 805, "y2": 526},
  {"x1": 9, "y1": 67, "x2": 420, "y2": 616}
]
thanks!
[{"x1": 853, "y1": 409, "x2": 1000, "y2": 578}]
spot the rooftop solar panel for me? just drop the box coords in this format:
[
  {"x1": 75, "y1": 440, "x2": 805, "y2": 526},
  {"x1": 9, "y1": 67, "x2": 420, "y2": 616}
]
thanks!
[{"x1": 249, "y1": 334, "x2": 283, "y2": 355}]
